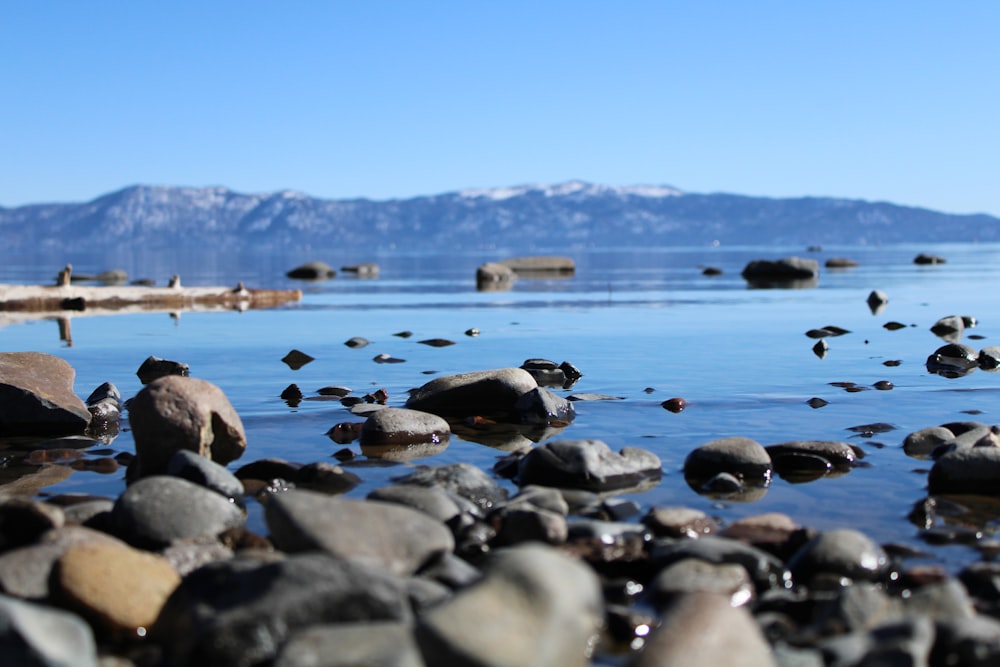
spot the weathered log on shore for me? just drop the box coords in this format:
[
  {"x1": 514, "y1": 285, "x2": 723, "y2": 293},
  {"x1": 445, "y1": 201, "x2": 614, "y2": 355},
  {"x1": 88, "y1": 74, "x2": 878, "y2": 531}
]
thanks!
[{"x1": 0, "y1": 283, "x2": 302, "y2": 314}]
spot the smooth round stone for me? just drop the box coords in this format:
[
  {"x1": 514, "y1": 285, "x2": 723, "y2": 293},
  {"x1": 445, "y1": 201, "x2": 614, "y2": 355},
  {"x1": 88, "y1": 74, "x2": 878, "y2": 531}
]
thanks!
[
  {"x1": 366, "y1": 484, "x2": 463, "y2": 524},
  {"x1": 903, "y1": 426, "x2": 957, "y2": 459},
  {"x1": 929, "y1": 447, "x2": 1000, "y2": 495},
  {"x1": 648, "y1": 558, "x2": 754, "y2": 608},
  {"x1": 720, "y1": 513, "x2": 802, "y2": 556},
  {"x1": 404, "y1": 368, "x2": 538, "y2": 418},
  {"x1": 286, "y1": 261, "x2": 335, "y2": 280},
  {"x1": 765, "y1": 440, "x2": 856, "y2": 469},
  {"x1": 0, "y1": 594, "x2": 98, "y2": 667},
  {"x1": 111, "y1": 476, "x2": 246, "y2": 549},
  {"x1": 415, "y1": 544, "x2": 603, "y2": 667},
  {"x1": 166, "y1": 449, "x2": 245, "y2": 500},
  {"x1": 787, "y1": 528, "x2": 888, "y2": 584},
  {"x1": 979, "y1": 346, "x2": 1000, "y2": 370},
  {"x1": 265, "y1": 491, "x2": 454, "y2": 576},
  {"x1": 642, "y1": 506, "x2": 718, "y2": 539},
  {"x1": 517, "y1": 439, "x2": 662, "y2": 493},
  {"x1": 274, "y1": 621, "x2": 424, "y2": 667},
  {"x1": 53, "y1": 540, "x2": 181, "y2": 638},
  {"x1": 359, "y1": 407, "x2": 450, "y2": 451},
  {"x1": 684, "y1": 437, "x2": 773, "y2": 487}
]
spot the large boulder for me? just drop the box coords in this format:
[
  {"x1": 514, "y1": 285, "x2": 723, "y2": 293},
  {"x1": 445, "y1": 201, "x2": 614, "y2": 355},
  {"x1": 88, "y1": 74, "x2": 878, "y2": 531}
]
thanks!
[
  {"x1": 517, "y1": 439, "x2": 662, "y2": 492},
  {"x1": 0, "y1": 352, "x2": 90, "y2": 436},
  {"x1": 741, "y1": 257, "x2": 819, "y2": 287},
  {"x1": 128, "y1": 375, "x2": 246, "y2": 478}
]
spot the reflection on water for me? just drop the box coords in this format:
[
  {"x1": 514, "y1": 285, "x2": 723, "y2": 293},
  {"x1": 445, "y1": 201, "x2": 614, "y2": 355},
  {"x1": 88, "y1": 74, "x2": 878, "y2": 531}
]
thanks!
[{"x1": 5, "y1": 243, "x2": 1000, "y2": 571}]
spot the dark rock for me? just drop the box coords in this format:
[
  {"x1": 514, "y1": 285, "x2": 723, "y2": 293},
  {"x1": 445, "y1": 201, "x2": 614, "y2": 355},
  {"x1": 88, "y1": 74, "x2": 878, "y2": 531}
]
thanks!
[
  {"x1": 741, "y1": 257, "x2": 819, "y2": 287},
  {"x1": 931, "y1": 315, "x2": 966, "y2": 340},
  {"x1": 818, "y1": 616, "x2": 933, "y2": 667},
  {"x1": 128, "y1": 375, "x2": 246, "y2": 478},
  {"x1": 866, "y1": 289, "x2": 889, "y2": 314},
  {"x1": 294, "y1": 462, "x2": 361, "y2": 494},
  {"x1": 646, "y1": 558, "x2": 754, "y2": 608},
  {"x1": 405, "y1": 368, "x2": 538, "y2": 419},
  {"x1": 84, "y1": 381, "x2": 121, "y2": 422},
  {"x1": 932, "y1": 614, "x2": 1000, "y2": 667},
  {"x1": 111, "y1": 476, "x2": 246, "y2": 549},
  {"x1": 415, "y1": 544, "x2": 602, "y2": 667},
  {"x1": 651, "y1": 535, "x2": 788, "y2": 593},
  {"x1": 280, "y1": 384, "x2": 303, "y2": 406},
  {"x1": 825, "y1": 257, "x2": 859, "y2": 268},
  {"x1": 152, "y1": 553, "x2": 411, "y2": 667},
  {"x1": 0, "y1": 497, "x2": 64, "y2": 551},
  {"x1": 642, "y1": 506, "x2": 718, "y2": 539},
  {"x1": 979, "y1": 346, "x2": 1000, "y2": 370},
  {"x1": 517, "y1": 439, "x2": 662, "y2": 493},
  {"x1": 476, "y1": 262, "x2": 516, "y2": 289},
  {"x1": 286, "y1": 261, "x2": 335, "y2": 280},
  {"x1": 661, "y1": 397, "x2": 687, "y2": 412},
  {"x1": 345, "y1": 336, "x2": 371, "y2": 348},
  {"x1": 926, "y1": 343, "x2": 979, "y2": 377},
  {"x1": 0, "y1": 352, "x2": 91, "y2": 436},
  {"x1": 418, "y1": 338, "x2": 455, "y2": 347},
  {"x1": 498, "y1": 256, "x2": 576, "y2": 274},
  {"x1": 135, "y1": 355, "x2": 189, "y2": 384},
  {"x1": 765, "y1": 440, "x2": 856, "y2": 480},
  {"x1": 280, "y1": 349, "x2": 314, "y2": 370},
  {"x1": 359, "y1": 407, "x2": 450, "y2": 452},
  {"x1": 914, "y1": 253, "x2": 946, "y2": 265},
  {"x1": 339, "y1": 262, "x2": 380, "y2": 277},
  {"x1": 514, "y1": 387, "x2": 576, "y2": 425},
  {"x1": 317, "y1": 385, "x2": 352, "y2": 397},
  {"x1": 0, "y1": 593, "x2": 98, "y2": 667},
  {"x1": 929, "y1": 447, "x2": 1000, "y2": 495},
  {"x1": 264, "y1": 491, "x2": 454, "y2": 576}
]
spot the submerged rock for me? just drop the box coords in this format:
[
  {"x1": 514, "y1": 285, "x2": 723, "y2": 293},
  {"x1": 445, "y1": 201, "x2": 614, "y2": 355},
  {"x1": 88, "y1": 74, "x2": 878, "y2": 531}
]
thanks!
[
  {"x1": 684, "y1": 437, "x2": 773, "y2": 491},
  {"x1": 517, "y1": 439, "x2": 662, "y2": 493},
  {"x1": 741, "y1": 257, "x2": 819, "y2": 287},
  {"x1": 286, "y1": 261, "x2": 336, "y2": 280}
]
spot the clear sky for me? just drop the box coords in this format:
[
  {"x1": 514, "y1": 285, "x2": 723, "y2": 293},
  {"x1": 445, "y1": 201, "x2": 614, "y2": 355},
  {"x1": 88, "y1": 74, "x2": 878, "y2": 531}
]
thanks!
[{"x1": 3, "y1": 2, "x2": 998, "y2": 215}]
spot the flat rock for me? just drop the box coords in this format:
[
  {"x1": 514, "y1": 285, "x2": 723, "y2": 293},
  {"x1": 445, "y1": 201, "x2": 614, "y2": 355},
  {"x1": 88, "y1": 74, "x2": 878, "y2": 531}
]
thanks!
[
  {"x1": 0, "y1": 593, "x2": 98, "y2": 667},
  {"x1": 52, "y1": 540, "x2": 181, "y2": 638},
  {"x1": 0, "y1": 352, "x2": 90, "y2": 436},
  {"x1": 517, "y1": 439, "x2": 662, "y2": 492},
  {"x1": 286, "y1": 261, "x2": 336, "y2": 280},
  {"x1": 128, "y1": 375, "x2": 246, "y2": 477},
  {"x1": 111, "y1": 475, "x2": 246, "y2": 549},
  {"x1": 265, "y1": 490, "x2": 454, "y2": 576},
  {"x1": 416, "y1": 544, "x2": 603, "y2": 667},
  {"x1": 405, "y1": 367, "x2": 539, "y2": 419},
  {"x1": 498, "y1": 256, "x2": 576, "y2": 273}
]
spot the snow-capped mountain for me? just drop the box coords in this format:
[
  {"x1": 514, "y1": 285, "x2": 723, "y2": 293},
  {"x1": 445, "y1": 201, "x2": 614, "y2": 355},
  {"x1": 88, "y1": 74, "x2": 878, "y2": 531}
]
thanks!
[{"x1": 2, "y1": 181, "x2": 998, "y2": 253}]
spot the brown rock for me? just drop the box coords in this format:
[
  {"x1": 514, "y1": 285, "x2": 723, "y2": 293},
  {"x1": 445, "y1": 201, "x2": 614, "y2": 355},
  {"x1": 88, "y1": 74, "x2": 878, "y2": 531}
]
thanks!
[
  {"x1": 53, "y1": 540, "x2": 181, "y2": 638},
  {"x1": 0, "y1": 352, "x2": 90, "y2": 436},
  {"x1": 128, "y1": 376, "x2": 246, "y2": 477}
]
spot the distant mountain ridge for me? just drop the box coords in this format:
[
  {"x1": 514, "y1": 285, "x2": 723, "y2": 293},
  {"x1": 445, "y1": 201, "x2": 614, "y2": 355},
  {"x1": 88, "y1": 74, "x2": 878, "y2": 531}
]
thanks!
[{"x1": 2, "y1": 180, "x2": 998, "y2": 252}]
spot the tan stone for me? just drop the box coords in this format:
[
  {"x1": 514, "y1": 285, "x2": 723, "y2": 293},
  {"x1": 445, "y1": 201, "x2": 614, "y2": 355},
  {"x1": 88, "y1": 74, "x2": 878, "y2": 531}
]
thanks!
[
  {"x1": 53, "y1": 540, "x2": 181, "y2": 638},
  {"x1": 128, "y1": 375, "x2": 246, "y2": 477},
  {"x1": 0, "y1": 352, "x2": 90, "y2": 436}
]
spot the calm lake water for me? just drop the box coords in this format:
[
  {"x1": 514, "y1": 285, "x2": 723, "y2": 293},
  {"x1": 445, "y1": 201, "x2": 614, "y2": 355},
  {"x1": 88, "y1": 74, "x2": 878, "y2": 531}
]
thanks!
[{"x1": 3, "y1": 243, "x2": 1000, "y2": 571}]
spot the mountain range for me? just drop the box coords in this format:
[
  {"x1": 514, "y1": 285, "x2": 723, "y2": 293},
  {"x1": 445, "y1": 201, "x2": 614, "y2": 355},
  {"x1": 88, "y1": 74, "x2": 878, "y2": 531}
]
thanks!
[{"x1": 2, "y1": 180, "x2": 998, "y2": 252}]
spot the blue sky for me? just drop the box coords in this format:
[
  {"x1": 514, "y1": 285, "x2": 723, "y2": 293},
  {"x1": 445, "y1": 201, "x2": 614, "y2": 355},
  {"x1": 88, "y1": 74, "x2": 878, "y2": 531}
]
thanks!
[{"x1": 3, "y1": 2, "x2": 998, "y2": 215}]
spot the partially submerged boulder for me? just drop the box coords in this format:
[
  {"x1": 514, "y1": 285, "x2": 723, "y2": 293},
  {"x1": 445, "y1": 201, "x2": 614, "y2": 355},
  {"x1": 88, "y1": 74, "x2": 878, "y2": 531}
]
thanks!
[
  {"x1": 0, "y1": 352, "x2": 90, "y2": 436},
  {"x1": 741, "y1": 257, "x2": 819, "y2": 287},
  {"x1": 286, "y1": 261, "x2": 336, "y2": 280}
]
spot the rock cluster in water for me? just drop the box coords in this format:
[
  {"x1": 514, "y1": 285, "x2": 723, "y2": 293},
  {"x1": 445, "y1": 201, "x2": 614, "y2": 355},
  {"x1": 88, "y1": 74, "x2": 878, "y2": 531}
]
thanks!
[{"x1": 6, "y1": 303, "x2": 1000, "y2": 666}]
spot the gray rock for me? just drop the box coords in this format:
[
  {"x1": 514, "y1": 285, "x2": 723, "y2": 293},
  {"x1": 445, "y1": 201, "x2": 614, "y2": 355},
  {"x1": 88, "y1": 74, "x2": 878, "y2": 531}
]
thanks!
[
  {"x1": 647, "y1": 557, "x2": 754, "y2": 607},
  {"x1": 933, "y1": 614, "x2": 1000, "y2": 666},
  {"x1": 0, "y1": 593, "x2": 98, "y2": 667},
  {"x1": 812, "y1": 582, "x2": 903, "y2": 634},
  {"x1": 489, "y1": 503, "x2": 568, "y2": 546},
  {"x1": 128, "y1": 375, "x2": 246, "y2": 477},
  {"x1": 651, "y1": 535, "x2": 788, "y2": 592},
  {"x1": 392, "y1": 462, "x2": 508, "y2": 511},
  {"x1": 367, "y1": 484, "x2": 465, "y2": 525},
  {"x1": 926, "y1": 342, "x2": 979, "y2": 376},
  {"x1": 476, "y1": 262, "x2": 516, "y2": 288},
  {"x1": 152, "y1": 553, "x2": 411, "y2": 667},
  {"x1": 84, "y1": 381, "x2": 121, "y2": 421},
  {"x1": 903, "y1": 577, "x2": 976, "y2": 620},
  {"x1": 0, "y1": 352, "x2": 91, "y2": 436},
  {"x1": 513, "y1": 387, "x2": 576, "y2": 425},
  {"x1": 866, "y1": 289, "x2": 888, "y2": 315},
  {"x1": 929, "y1": 446, "x2": 1000, "y2": 495},
  {"x1": 340, "y1": 262, "x2": 380, "y2": 277},
  {"x1": 166, "y1": 449, "x2": 245, "y2": 500},
  {"x1": 275, "y1": 621, "x2": 425, "y2": 667},
  {"x1": 979, "y1": 346, "x2": 1000, "y2": 370},
  {"x1": 111, "y1": 475, "x2": 246, "y2": 549},
  {"x1": 642, "y1": 506, "x2": 719, "y2": 539},
  {"x1": 930, "y1": 314, "x2": 966, "y2": 340},
  {"x1": 359, "y1": 407, "x2": 451, "y2": 456},
  {"x1": 498, "y1": 256, "x2": 576, "y2": 273},
  {"x1": 135, "y1": 355, "x2": 190, "y2": 384},
  {"x1": 416, "y1": 544, "x2": 603, "y2": 667},
  {"x1": 684, "y1": 436, "x2": 773, "y2": 489},
  {"x1": 161, "y1": 539, "x2": 235, "y2": 577},
  {"x1": 517, "y1": 439, "x2": 662, "y2": 492},
  {"x1": 765, "y1": 440, "x2": 856, "y2": 469},
  {"x1": 787, "y1": 528, "x2": 888, "y2": 585},
  {"x1": 903, "y1": 426, "x2": 958, "y2": 458},
  {"x1": 265, "y1": 491, "x2": 454, "y2": 576},
  {"x1": 286, "y1": 260, "x2": 336, "y2": 280},
  {"x1": 626, "y1": 591, "x2": 777, "y2": 667},
  {"x1": 405, "y1": 368, "x2": 538, "y2": 419}
]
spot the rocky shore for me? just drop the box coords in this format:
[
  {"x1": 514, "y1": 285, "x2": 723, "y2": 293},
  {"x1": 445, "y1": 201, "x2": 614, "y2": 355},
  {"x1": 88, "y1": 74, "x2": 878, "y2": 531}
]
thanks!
[{"x1": 2, "y1": 341, "x2": 1000, "y2": 667}]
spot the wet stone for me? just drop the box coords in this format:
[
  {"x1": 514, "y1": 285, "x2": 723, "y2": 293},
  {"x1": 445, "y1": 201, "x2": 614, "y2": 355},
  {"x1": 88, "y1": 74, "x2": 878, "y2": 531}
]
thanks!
[
  {"x1": 274, "y1": 621, "x2": 425, "y2": 667},
  {"x1": 165, "y1": 449, "x2": 245, "y2": 501},
  {"x1": 345, "y1": 336, "x2": 370, "y2": 348},
  {"x1": 684, "y1": 436, "x2": 773, "y2": 490},
  {"x1": 642, "y1": 506, "x2": 719, "y2": 539},
  {"x1": 135, "y1": 354, "x2": 189, "y2": 384},
  {"x1": 405, "y1": 367, "x2": 539, "y2": 419},
  {"x1": 392, "y1": 462, "x2": 508, "y2": 511},
  {"x1": 0, "y1": 497, "x2": 64, "y2": 551},
  {"x1": 0, "y1": 352, "x2": 92, "y2": 437},
  {"x1": 514, "y1": 387, "x2": 576, "y2": 425},
  {"x1": 646, "y1": 558, "x2": 755, "y2": 608},
  {"x1": 0, "y1": 593, "x2": 98, "y2": 667},
  {"x1": 787, "y1": 528, "x2": 889, "y2": 586},
  {"x1": 650, "y1": 535, "x2": 788, "y2": 593},
  {"x1": 929, "y1": 446, "x2": 1000, "y2": 495},
  {"x1": 517, "y1": 439, "x2": 662, "y2": 493},
  {"x1": 359, "y1": 407, "x2": 451, "y2": 448},
  {"x1": 286, "y1": 261, "x2": 335, "y2": 280},
  {"x1": 280, "y1": 349, "x2": 314, "y2": 370}
]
